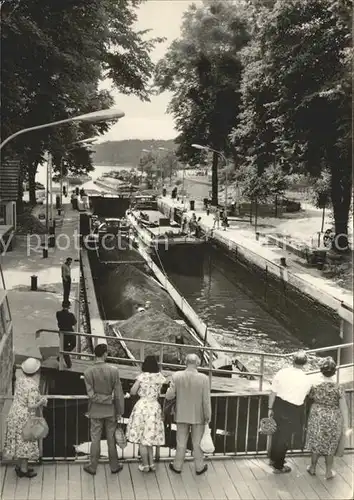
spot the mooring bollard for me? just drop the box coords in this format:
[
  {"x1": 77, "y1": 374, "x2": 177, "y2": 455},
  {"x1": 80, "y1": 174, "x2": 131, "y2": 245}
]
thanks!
[
  {"x1": 255, "y1": 232, "x2": 260, "y2": 241},
  {"x1": 31, "y1": 275, "x2": 38, "y2": 291},
  {"x1": 280, "y1": 257, "x2": 287, "y2": 267},
  {"x1": 57, "y1": 208, "x2": 62, "y2": 216},
  {"x1": 43, "y1": 247, "x2": 48, "y2": 258}
]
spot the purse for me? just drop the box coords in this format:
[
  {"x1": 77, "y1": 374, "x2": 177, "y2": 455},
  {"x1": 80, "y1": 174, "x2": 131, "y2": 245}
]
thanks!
[
  {"x1": 115, "y1": 421, "x2": 127, "y2": 449},
  {"x1": 259, "y1": 416, "x2": 277, "y2": 435},
  {"x1": 200, "y1": 424, "x2": 215, "y2": 454},
  {"x1": 163, "y1": 397, "x2": 176, "y2": 422},
  {"x1": 22, "y1": 415, "x2": 49, "y2": 442}
]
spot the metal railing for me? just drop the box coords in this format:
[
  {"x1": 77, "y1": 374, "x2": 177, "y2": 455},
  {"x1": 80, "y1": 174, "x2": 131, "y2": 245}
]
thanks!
[
  {"x1": 35, "y1": 328, "x2": 353, "y2": 390},
  {"x1": 1, "y1": 390, "x2": 353, "y2": 461}
]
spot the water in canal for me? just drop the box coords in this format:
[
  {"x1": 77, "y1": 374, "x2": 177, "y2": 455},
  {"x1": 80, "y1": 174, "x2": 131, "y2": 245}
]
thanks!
[{"x1": 165, "y1": 245, "x2": 305, "y2": 378}]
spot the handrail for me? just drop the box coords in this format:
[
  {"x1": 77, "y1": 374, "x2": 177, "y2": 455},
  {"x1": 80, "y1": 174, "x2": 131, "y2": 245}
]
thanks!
[
  {"x1": 35, "y1": 329, "x2": 353, "y2": 359},
  {"x1": 35, "y1": 328, "x2": 353, "y2": 390}
]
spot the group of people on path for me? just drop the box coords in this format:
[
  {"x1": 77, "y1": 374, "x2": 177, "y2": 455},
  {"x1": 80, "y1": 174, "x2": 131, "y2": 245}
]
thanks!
[
  {"x1": 3, "y1": 346, "x2": 350, "y2": 481},
  {"x1": 70, "y1": 187, "x2": 89, "y2": 210}
]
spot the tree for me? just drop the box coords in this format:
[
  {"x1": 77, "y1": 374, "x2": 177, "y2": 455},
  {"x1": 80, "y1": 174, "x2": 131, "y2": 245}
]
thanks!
[
  {"x1": 233, "y1": 0, "x2": 352, "y2": 250},
  {"x1": 155, "y1": 0, "x2": 250, "y2": 205},
  {"x1": 1, "y1": 0, "x2": 162, "y2": 204}
]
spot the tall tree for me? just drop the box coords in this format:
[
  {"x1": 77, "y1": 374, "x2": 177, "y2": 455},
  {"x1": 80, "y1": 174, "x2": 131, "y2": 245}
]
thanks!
[
  {"x1": 155, "y1": 0, "x2": 250, "y2": 205},
  {"x1": 233, "y1": 0, "x2": 352, "y2": 250},
  {"x1": 1, "y1": 0, "x2": 162, "y2": 204}
]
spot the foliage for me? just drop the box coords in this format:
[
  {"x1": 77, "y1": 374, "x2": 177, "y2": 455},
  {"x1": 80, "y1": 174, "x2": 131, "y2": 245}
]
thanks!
[
  {"x1": 310, "y1": 170, "x2": 332, "y2": 208},
  {"x1": 154, "y1": 0, "x2": 250, "y2": 204},
  {"x1": 232, "y1": 0, "x2": 352, "y2": 249},
  {"x1": 1, "y1": 0, "x2": 162, "y2": 203},
  {"x1": 139, "y1": 148, "x2": 179, "y2": 186}
]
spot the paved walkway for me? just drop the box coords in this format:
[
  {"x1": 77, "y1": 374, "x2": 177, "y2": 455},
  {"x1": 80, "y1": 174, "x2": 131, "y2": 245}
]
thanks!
[
  {"x1": 1, "y1": 454, "x2": 353, "y2": 499},
  {"x1": 159, "y1": 196, "x2": 353, "y2": 318},
  {"x1": 0, "y1": 203, "x2": 80, "y2": 362}
]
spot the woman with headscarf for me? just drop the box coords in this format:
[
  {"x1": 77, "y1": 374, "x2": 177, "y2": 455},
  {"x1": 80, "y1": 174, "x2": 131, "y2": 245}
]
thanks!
[
  {"x1": 3, "y1": 358, "x2": 47, "y2": 478},
  {"x1": 305, "y1": 357, "x2": 350, "y2": 479}
]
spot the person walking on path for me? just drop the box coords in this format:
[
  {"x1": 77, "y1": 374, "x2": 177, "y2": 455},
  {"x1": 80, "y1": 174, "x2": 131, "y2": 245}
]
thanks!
[
  {"x1": 56, "y1": 302, "x2": 77, "y2": 369},
  {"x1": 305, "y1": 357, "x2": 351, "y2": 479},
  {"x1": 165, "y1": 353, "x2": 211, "y2": 475},
  {"x1": 3, "y1": 358, "x2": 47, "y2": 478},
  {"x1": 83, "y1": 344, "x2": 125, "y2": 476},
  {"x1": 61, "y1": 257, "x2": 72, "y2": 305},
  {"x1": 126, "y1": 355, "x2": 166, "y2": 472},
  {"x1": 213, "y1": 209, "x2": 220, "y2": 229},
  {"x1": 268, "y1": 351, "x2": 312, "y2": 474}
]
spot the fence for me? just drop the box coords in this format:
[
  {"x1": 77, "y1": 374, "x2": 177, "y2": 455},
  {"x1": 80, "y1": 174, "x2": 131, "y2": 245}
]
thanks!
[
  {"x1": 35, "y1": 329, "x2": 353, "y2": 391},
  {"x1": 1, "y1": 390, "x2": 353, "y2": 461}
]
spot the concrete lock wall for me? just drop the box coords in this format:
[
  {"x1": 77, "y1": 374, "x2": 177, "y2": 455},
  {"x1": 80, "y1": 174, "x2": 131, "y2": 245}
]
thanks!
[{"x1": 210, "y1": 243, "x2": 341, "y2": 349}]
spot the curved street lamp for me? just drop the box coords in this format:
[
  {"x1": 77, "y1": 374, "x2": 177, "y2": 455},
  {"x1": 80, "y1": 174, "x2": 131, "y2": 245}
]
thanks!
[
  {"x1": 191, "y1": 143, "x2": 228, "y2": 210},
  {"x1": 0, "y1": 108, "x2": 125, "y2": 151},
  {"x1": 1, "y1": 108, "x2": 124, "y2": 230}
]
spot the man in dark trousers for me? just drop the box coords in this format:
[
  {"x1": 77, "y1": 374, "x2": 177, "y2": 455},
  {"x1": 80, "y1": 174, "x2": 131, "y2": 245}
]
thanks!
[
  {"x1": 61, "y1": 257, "x2": 72, "y2": 305},
  {"x1": 83, "y1": 344, "x2": 125, "y2": 476},
  {"x1": 56, "y1": 302, "x2": 77, "y2": 368},
  {"x1": 268, "y1": 351, "x2": 311, "y2": 473}
]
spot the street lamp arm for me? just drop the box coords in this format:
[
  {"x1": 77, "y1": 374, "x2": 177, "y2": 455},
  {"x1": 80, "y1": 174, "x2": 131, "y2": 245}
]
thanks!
[
  {"x1": 0, "y1": 117, "x2": 82, "y2": 151},
  {"x1": 0, "y1": 108, "x2": 124, "y2": 151}
]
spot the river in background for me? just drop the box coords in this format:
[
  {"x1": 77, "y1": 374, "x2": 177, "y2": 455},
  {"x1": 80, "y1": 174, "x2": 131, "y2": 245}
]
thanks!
[{"x1": 35, "y1": 163, "x2": 134, "y2": 187}]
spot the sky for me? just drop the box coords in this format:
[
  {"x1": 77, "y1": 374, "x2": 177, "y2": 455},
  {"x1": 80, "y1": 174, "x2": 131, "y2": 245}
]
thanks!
[{"x1": 99, "y1": 0, "x2": 202, "y2": 142}]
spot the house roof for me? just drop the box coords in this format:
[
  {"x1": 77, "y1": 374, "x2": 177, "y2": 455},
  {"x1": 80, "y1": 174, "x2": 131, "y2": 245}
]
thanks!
[{"x1": 0, "y1": 158, "x2": 20, "y2": 202}]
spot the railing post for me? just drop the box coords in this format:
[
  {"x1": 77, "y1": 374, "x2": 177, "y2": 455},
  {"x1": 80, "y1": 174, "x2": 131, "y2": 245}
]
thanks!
[
  {"x1": 59, "y1": 331, "x2": 65, "y2": 371},
  {"x1": 140, "y1": 344, "x2": 145, "y2": 365},
  {"x1": 259, "y1": 354, "x2": 264, "y2": 391},
  {"x1": 159, "y1": 345, "x2": 164, "y2": 368},
  {"x1": 208, "y1": 352, "x2": 213, "y2": 388},
  {"x1": 337, "y1": 347, "x2": 341, "y2": 384}
]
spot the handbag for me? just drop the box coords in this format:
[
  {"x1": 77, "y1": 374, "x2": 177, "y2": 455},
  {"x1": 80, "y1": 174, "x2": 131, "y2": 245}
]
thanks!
[
  {"x1": 200, "y1": 424, "x2": 215, "y2": 454},
  {"x1": 163, "y1": 397, "x2": 176, "y2": 422},
  {"x1": 259, "y1": 416, "x2": 277, "y2": 436},
  {"x1": 22, "y1": 415, "x2": 49, "y2": 442},
  {"x1": 115, "y1": 421, "x2": 127, "y2": 449}
]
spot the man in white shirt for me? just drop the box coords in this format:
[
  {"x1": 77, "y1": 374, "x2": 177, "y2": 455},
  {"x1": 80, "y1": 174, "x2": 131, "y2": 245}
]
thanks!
[{"x1": 268, "y1": 351, "x2": 312, "y2": 473}]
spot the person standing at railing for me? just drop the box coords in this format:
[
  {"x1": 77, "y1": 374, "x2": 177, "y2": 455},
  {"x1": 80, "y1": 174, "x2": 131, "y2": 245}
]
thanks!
[
  {"x1": 305, "y1": 357, "x2": 351, "y2": 480},
  {"x1": 3, "y1": 358, "x2": 47, "y2": 479},
  {"x1": 83, "y1": 343, "x2": 125, "y2": 476},
  {"x1": 56, "y1": 302, "x2": 77, "y2": 369},
  {"x1": 126, "y1": 355, "x2": 166, "y2": 472},
  {"x1": 165, "y1": 353, "x2": 211, "y2": 476},
  {"x1": 268, "y1": 351, "x2": 312, "y2": 474}
]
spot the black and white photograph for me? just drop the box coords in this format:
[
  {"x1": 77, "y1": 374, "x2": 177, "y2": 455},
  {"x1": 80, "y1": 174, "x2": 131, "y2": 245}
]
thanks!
[{"x1": 0, "y1": 0, "x2": 352, "y2": 498}]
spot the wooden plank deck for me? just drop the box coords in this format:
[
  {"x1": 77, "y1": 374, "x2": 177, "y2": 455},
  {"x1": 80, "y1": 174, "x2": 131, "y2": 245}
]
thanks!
[{"x1": 1, "y1": 455, "x2": 352, "y2": 500}]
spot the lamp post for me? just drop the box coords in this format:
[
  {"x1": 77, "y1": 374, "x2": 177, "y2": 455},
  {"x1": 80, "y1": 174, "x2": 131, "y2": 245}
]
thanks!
[
  {"x1": 0, "y1": 108, "x2": 124, "y2": 231},
  {"x1": 158, "y1": 147, "x2": 176, "y2": 186},
  {"x1": 191, "y1": 144, "x2": 228, "y2": 211},
  {"x1": 61, "y1": 137, "x2": 98, "y2": 207}
]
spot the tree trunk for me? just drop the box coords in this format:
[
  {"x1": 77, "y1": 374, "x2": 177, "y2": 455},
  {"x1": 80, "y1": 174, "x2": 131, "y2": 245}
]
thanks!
[
  {"x1": 211, "y1": 151, "x2": 218, "y2": 206},
  {"x1": 28, "y1": 164, "x2": 37, "y2": 206},
  {"x1": 331, "y1": 168, "x2": 352, "y2": 252}
]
